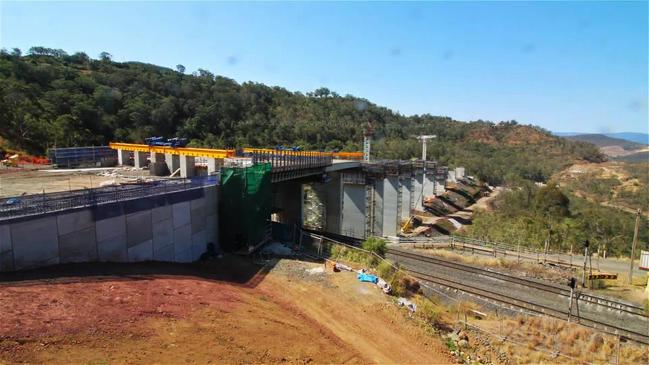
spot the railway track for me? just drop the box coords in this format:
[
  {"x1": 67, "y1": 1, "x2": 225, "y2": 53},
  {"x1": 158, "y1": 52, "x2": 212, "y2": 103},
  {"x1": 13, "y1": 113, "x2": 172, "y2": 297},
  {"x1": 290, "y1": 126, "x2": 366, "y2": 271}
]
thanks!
[
  {"x1": 302, "y1": 230, "x2": 649, "y2": 345},
  {"x1": 386, "y1": 247, "x2": 648, "y2": 318},
  {"x1": 404, "y1": 267, "x2": 649, "y2": 345},
  {"x1": 386, "y1": 247, "x2": 649, "y2": 345}
]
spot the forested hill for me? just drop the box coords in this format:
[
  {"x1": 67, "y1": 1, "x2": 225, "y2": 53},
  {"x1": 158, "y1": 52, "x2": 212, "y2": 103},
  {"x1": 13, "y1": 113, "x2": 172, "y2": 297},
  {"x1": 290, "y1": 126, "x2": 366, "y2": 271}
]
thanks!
[{"x1": 0, "y1": 47, "x2": 603, "y2": 185}]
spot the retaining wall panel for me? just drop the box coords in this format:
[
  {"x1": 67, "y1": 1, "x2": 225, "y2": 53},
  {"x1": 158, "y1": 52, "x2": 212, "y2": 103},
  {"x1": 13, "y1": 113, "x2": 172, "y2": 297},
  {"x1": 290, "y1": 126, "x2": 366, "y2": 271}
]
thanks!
[
  {"x1": 128, "y1": 239, "x2": 153, "y2": 262},
  {"x1": 126, "y1": 210, "x2": 153, "y2": 247},
  {"x1": 173, "y1": 224, "x2": 192, "y2": 257},
  {"x1": 0, "y1": 251, "x2": 13, "y2": 271},
  {"x1": 0, "y1": 225, "x2": 11, "y2": 254},
  {"x1": 57, "y1": 210, "x2": 93, "y2": 236},
  {"x1": 97, "y1": 234, "x2": 128, "y2": 262},
  {"x1": 153, "y1": 243, "x2": 174, "y2": 262},
  {"x1": 152, "y1": 218, "x2": 174, "y2": 250},
  {"x1": 172, "y1": 201, "x2": 191, "y2": 229},
  {"x1": 191, "y1": 230, "x2": 207, "y2": 261},
  {"x1": 11, "y1": 216, "x2": 59, "y2": 270},
  {"x1": 190, "y1": 198, "x2": 205, "y2": 211},
  {"x1": 191, "y1": 206, "x2": 206, "y2": 234},
  {"x1": 96, "y1": 215, "x2": 126, "y2": 242},
  {"x1": 204, "y1": 187, "x2": 218, "y2": 215},
  {"x1": 59, "y1": 227, "x2": 98, "y2": 263},
  {"x1": 123, "y1": 197, "x2": 153, "y2": 215},
  {"x1": 205, "y1": 213, "x2": 217, "y2": 243},
  {"x1": 93, "y1": 202, "x2": 123, "y2": 221},
  {"x1": 167, "y1": 189, "x2": 203, "y2": 205},
  {"x1": 175, "y1": 248, "x2": 193, "y2": 263},
  {"x1": 151, "y1": 205, "x2": 172, "y2": 223}
]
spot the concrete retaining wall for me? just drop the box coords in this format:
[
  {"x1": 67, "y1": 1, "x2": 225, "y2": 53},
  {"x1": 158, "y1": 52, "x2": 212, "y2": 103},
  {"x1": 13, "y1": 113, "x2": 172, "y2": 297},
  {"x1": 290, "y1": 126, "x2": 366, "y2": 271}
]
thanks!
[{"x1": 0, "y1": 185, "x2": 219, "y2": 272}]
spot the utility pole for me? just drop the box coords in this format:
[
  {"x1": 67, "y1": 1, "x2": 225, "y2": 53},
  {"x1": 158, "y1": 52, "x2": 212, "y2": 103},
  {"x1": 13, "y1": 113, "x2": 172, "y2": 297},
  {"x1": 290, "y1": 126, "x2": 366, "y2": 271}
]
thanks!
[
  {"x1": 416, "y1": 135, "x2": 437, "y2": 161},
  {"x1": 629, "y1": 209, "x2": 641, "y2": 284},
  {"x1": 581, "y1": 240, "x2": 590, "y2": 287}
]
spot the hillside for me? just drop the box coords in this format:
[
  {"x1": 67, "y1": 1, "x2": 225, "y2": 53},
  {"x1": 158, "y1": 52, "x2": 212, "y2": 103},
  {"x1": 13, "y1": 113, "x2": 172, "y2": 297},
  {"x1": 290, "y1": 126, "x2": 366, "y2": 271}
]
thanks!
[
  {"x1": 556, "y1": 161, "x2": 649, "y2": 216},
  {"x1": 560, "y1": 134, "x2": 648, "y2": 161},
  {"x1": 564, "y1": 134, "x2": 645, "y2": 149},
  {"x1": 0, "y1": 47, "x2": 603, "y2": 185},
  {"x1": 605, "y1": 132, "x2": 649, "y2": 145}
]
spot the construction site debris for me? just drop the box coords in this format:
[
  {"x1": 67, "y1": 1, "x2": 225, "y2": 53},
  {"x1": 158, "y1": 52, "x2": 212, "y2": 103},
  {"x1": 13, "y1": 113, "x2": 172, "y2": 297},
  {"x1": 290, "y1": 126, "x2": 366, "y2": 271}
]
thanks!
[
  {"x1": 98, "y1": 180, "x2": 117, "y2": 187},
  {"x1": 357, "y1": 272, "x2": 378, "y2": 283},
  {"x1": 397, "y1": 297, "x2": 417, "y2": 313},
  {"x1": 334, "y1": 262, "x2": 353, "y2": 272},
  {"x1": 376, "y1": 278, "x2": 392, "y2": 294}
]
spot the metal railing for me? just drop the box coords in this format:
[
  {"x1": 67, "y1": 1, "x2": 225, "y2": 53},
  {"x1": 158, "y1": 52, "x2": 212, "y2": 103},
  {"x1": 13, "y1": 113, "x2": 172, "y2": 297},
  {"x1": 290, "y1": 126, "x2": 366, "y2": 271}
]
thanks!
[
  {"x1": 0, "y1": 175, "x2": 219, "y2": 221},
  {"x1": 389, "y1": 234, "x2": 585, "y2": 268},
  {"x1": 250, "y1": 150, "x2": 332, "y2": 172}
]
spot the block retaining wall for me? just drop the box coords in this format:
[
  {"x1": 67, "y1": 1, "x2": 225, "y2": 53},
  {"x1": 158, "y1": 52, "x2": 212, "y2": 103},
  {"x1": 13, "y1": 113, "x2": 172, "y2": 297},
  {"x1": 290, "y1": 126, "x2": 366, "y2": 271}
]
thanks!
[{"x1": 0, "y1": 185, "x2": 219, "y2": 272}]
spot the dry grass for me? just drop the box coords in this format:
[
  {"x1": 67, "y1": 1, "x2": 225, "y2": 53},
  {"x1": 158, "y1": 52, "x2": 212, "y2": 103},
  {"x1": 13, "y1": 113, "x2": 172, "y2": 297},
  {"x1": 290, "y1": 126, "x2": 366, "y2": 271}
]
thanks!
[
  {"x1": 479, "y1": 316, "x2": 649, "y2": 364},
  {"x1": 415, "y1": 248, "x2": 566, "y2": 281}
]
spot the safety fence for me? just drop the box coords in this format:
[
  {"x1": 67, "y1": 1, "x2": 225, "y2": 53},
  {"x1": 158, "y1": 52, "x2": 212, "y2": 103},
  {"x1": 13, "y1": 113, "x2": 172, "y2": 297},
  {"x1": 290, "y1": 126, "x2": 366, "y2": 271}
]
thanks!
[
  {"x1": 299, "y1": 230, "x2": 642, "y2": 365},
  {"x1": 0, "y1": 175, "x2": 218, "y2": 221},
  {"x1": 48, "y1": 146, "x2": 117, "y2": 168}
]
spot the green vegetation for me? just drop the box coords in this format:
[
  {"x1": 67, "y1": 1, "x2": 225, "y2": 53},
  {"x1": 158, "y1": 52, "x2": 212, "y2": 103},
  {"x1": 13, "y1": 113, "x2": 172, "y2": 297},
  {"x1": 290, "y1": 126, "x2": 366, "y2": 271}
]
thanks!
[
  {"x1": 0, "y1": 47, "x2": 603, "y2": 184},
  {"x1": 330, "y1": 244, "x2": 376, "y2": 267},
  {"x1": 464, "y1": 183, "x2": 649, "y2": 256},
  {"x1": 561, "y1": 162, "x2": 649, "y2": 211},
  {"x1": 361, "y1": 236, "x2": 387, "y2": 256}
]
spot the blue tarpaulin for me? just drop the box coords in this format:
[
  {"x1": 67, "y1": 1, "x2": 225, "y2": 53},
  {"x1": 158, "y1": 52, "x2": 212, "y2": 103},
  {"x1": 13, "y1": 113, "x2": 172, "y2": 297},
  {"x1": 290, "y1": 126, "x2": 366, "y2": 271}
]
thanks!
[{"x1": 357, "y1": 273, "x2": 378, "y2": 283}]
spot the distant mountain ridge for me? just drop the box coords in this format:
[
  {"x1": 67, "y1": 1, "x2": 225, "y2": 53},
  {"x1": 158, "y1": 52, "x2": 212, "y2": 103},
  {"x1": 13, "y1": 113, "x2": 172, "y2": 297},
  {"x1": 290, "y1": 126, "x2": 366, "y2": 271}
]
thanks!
[
  {"x1": 554, "y1": 133, "x2": 649, "y2": 162},
  {"x1": 560, "y1": 134, "x2": 645, "y2": 149},
  {"x1": 554, "y1": 132, "x2": 649, "y2": 145}
]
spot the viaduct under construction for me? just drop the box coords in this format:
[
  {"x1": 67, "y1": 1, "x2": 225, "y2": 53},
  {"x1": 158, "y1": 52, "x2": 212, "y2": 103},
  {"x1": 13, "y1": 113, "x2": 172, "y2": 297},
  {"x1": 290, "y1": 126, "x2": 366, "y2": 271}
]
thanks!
[{"x1": 0, "y1": 141, "x2": 465, "y2": 272}]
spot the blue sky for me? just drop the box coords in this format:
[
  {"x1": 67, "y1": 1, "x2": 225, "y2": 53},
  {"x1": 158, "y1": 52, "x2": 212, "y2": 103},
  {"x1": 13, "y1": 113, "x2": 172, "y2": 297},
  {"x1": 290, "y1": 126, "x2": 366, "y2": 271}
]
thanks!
[{"x1": 1, "y1": 1, "x2": 647, "y2": 134}]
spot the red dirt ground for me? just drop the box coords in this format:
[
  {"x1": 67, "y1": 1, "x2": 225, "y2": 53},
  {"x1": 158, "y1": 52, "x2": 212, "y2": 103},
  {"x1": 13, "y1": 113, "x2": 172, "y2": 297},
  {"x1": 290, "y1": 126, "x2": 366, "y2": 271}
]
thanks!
[{"x1": 0, "y1": 257, "x2": 452, "y2": 364}]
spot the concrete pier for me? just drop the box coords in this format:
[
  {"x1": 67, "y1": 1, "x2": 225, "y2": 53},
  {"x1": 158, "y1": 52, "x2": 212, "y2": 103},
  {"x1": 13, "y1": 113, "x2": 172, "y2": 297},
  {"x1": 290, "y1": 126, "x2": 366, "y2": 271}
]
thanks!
[
  {"x1": 134, "y1": 151, "x2": 148, "y2": 169},
  {"x1": 150, "y1": 152, "x2": 169, "y2": 176},
  {"x1": 400, "y1": 176, "x2": 412, "y2": 219},
  {"x1": 423, "y1": 173, "x2": 436, "y2": 198},
  {"x1": 207, "y1": 158, "x2": 222, "y2": 175},
  {"x1": 117, "y1": 149, "x2": 129, "y2": 166},
  {"x1": 165, "y1": 154, "x2": 180, "y2": 175},
  {"x1": 180, "y1": 156, "x2": 195, "y2": 178}
]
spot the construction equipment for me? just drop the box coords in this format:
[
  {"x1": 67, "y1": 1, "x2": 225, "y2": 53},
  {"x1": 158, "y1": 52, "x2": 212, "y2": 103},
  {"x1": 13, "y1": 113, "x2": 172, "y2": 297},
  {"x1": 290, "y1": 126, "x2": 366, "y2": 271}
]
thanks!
[
  {"x1": 1, "y1": 154, "x2": 18, "y2": 167},
  {"x1": 145, "y1": 136, "x2": 189, "y2": 147}
]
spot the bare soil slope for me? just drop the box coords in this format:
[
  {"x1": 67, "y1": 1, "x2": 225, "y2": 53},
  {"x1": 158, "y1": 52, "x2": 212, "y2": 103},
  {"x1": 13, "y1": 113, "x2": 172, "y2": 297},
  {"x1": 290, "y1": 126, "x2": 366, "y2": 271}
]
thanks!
[{"x1": 0, "y1": 257, "x2": 451, "y2": 364}]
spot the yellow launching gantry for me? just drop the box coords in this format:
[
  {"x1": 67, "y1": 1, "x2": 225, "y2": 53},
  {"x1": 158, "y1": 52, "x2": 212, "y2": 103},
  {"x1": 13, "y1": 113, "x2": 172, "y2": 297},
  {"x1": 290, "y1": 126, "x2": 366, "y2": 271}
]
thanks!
[
  {"x1": 109, "y1": 142, "x2": 234, "y2": 159},
  {"x1": 108, "y1": 142, "x2": 363, "y2": 178},
  {"x1": 109, "y1": 142, "x2": 363, "y2": 160}
]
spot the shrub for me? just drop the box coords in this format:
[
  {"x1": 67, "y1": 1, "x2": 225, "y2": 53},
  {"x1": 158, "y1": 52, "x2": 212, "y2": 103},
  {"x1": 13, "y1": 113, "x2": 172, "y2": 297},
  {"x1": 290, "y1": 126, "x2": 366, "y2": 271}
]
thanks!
[
  {"x1": 361, "y1": 236, "x2": 387, "y2": 256},
  {"x1": 376, "y1": 259, "x2": 396, "y2": 279},
  {"x1": 417, "y1": 298, "x2": 441, "y2": 325}
]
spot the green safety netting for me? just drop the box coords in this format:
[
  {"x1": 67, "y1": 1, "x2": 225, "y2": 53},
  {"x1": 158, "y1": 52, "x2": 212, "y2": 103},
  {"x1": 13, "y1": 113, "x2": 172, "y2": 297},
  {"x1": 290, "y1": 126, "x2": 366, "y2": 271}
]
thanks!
[{"x1": 219, "y1": 163, "x2": 272, "y2": 252}]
